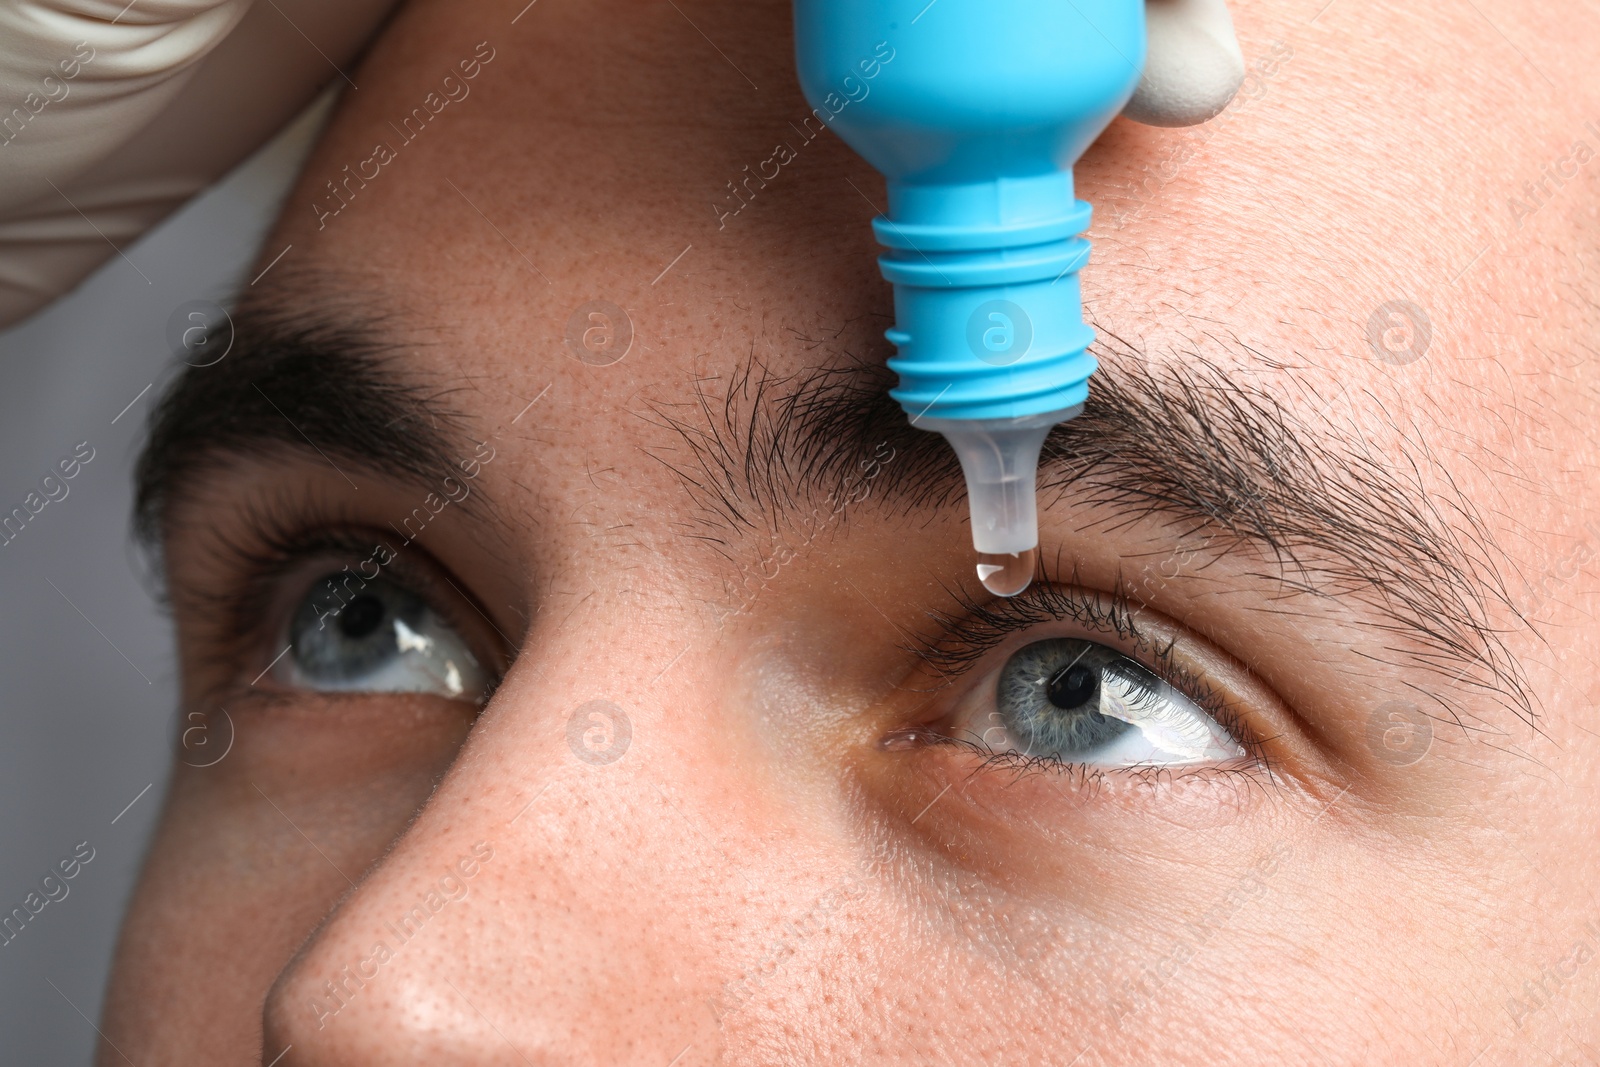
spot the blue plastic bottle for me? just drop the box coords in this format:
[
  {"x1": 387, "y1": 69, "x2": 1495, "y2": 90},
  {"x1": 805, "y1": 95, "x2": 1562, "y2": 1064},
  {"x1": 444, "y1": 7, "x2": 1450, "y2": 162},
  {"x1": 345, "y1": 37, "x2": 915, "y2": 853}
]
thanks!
[{"x1": 793, "y1": 0, "x2": 1146, "y2": 594}]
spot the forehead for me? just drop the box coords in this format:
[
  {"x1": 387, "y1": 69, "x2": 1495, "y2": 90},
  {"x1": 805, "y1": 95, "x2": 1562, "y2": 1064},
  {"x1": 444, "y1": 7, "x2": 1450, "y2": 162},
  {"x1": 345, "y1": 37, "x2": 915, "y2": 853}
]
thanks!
[
  {"x1": 256, "y1": 0, "x2": 1588, "y2": 499},
  {"x1": 274, "y1": 3, "x2": 882, "y2": 392}
]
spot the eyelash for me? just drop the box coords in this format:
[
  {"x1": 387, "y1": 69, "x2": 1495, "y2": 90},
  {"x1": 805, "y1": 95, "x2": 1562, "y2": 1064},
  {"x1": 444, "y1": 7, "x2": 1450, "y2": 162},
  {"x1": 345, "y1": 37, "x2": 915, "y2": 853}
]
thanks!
[
  {"x1": 173, "y1": 492, "x2": 487, "y2": 692},
  {"x1": 177, "y1": 498, "x2": 1268, "y2": 781},
  {"x1": 901, "y1": 575, "x2": 1275, "y2": 781}
]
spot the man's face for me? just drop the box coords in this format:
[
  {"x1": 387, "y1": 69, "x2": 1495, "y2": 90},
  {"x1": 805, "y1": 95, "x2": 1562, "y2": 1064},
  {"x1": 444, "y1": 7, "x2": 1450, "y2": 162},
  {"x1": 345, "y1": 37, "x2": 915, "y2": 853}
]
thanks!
[{"x1": 101, "y1": 0, "x2": 1600, "y2": 1063}]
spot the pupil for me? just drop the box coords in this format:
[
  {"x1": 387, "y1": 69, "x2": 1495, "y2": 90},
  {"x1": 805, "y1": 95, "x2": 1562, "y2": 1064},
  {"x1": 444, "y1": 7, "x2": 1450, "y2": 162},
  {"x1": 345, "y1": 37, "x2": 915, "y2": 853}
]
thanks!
[
  {"x1": 338, "y1": 594, "x2": 386, "y2": 640},
  {"x1": 1046, "y1": 663, "x2": 1098, "y2": 711}
]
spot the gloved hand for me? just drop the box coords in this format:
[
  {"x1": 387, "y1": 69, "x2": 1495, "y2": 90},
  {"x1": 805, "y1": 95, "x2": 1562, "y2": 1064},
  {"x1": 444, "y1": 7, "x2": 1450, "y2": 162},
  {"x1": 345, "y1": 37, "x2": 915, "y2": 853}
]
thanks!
[
  {"x1": 0, "y1": 0, "x2": 400, "y2": 327},
  {"x1": 0, "y1": 0, "x2": 1242, "y2": 329}
]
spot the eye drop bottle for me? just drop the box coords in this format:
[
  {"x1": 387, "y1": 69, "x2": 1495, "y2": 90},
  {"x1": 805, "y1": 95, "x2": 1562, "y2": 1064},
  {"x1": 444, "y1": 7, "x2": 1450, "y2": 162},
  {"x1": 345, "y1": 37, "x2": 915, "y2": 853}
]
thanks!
[{"x1": 792, "y1": 0, "x2": 1146, "y2": 594}]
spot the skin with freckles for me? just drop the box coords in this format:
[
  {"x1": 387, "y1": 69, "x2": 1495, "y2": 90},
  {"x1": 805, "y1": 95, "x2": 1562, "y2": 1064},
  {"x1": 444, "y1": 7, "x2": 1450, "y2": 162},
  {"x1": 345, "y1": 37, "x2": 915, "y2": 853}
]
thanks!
[{"x1": 99, "y1": 0, "x2": 1600, "y2": 1064}]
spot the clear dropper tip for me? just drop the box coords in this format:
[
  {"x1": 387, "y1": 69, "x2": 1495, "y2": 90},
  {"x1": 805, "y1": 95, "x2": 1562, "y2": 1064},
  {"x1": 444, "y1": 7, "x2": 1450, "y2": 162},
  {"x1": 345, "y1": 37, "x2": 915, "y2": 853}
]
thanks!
[{"x1": 921, "y1": 408, "x2": 1075, "y2": 600}]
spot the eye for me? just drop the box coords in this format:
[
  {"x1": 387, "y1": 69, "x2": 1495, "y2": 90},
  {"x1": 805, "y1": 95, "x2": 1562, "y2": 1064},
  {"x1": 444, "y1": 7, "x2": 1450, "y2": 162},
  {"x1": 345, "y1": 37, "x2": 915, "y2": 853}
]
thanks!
[
  {"x1": 277, "y1": 572, "x2": 495, "y2": 702},
  {"x1": 948, "y1": 638, "x2": 1245, "y2": 768}
]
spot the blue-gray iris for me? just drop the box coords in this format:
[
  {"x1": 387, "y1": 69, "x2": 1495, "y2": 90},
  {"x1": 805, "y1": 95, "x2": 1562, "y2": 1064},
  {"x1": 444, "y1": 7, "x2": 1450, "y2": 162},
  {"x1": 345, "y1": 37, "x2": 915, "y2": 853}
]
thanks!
[{"x1": 994, "y1": 639, "x2": 1162, "y2": 758}]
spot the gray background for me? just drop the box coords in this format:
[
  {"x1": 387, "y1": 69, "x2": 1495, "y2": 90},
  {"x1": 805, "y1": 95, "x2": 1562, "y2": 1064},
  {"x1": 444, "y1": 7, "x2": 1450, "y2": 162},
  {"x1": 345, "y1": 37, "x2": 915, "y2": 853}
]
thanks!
[{"x1": 0, "y1": 99, "x2": 327, "y2": 1064}]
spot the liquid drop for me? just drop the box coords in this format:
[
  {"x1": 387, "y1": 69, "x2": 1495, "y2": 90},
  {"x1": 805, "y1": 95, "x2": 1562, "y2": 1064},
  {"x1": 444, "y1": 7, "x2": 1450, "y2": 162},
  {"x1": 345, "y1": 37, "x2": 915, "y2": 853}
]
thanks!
[{"x1": 976, "y1": 548, "x2": 1036, "y2": 597}]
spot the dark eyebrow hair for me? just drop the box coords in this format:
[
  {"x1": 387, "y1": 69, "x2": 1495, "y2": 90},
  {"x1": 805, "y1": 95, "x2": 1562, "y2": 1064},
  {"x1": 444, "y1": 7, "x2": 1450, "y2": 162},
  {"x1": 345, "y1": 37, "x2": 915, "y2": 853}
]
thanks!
[
  {"x1": 646, "y1": 323, "x2": 1532, "y2": 723},
  {"x1": 134, "y1": 303, "x2": 476, "y2": 546}
]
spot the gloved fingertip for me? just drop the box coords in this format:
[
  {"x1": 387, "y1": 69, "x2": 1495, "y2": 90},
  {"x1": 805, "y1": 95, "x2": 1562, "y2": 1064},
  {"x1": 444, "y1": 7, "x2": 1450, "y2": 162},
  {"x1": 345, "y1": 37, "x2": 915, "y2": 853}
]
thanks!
[{"x1": 1123, "y1": 0, "x2": 1246, "y2": 128}]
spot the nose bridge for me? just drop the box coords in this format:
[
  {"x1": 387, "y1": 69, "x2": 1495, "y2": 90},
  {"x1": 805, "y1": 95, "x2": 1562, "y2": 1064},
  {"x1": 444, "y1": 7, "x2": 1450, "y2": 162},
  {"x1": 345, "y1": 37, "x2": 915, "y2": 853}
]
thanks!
[{"x1": 260, "y1": 620, "x2": 744, "y2": 1065}]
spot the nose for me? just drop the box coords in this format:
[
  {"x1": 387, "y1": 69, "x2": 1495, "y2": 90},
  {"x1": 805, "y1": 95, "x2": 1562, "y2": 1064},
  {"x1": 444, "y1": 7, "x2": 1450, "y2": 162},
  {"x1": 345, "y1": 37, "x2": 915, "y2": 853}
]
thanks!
[{"x1": 258, "y1": 629, "x2": 752, "y2": 1066}]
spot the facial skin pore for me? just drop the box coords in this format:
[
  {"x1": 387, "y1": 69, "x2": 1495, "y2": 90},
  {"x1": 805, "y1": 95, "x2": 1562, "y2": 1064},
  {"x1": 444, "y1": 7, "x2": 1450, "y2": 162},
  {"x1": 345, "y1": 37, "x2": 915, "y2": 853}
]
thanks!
[{"x1": 100, "y1": 1, "x2": 1600, "y2": 1064}]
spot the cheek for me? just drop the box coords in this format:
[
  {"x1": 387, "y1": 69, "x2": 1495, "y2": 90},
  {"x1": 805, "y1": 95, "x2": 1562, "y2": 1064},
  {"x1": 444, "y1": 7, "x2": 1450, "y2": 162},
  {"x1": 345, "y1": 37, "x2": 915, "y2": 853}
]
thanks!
[
  {"x1": 715, "y1": 887, "x2": 1066, "y2": 1061},
  {"x1": 98, "y1": 696, "x2": 474, "y2": 1062}
]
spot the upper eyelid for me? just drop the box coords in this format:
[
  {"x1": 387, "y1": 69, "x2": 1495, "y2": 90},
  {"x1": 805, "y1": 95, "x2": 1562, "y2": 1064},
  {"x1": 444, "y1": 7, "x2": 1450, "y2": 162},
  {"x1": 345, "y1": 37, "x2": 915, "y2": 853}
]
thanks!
[
  {"x1": 164, "y1": 484, "x2": 369, "y2": 603},
  {"x1": 182, "y1": 514, "x2": 497, "y2": 674},
  {"x1": 274, "y1": 539, "x2": 497, "y2": 640},
  {"x1": 905, "y1": 578, "x2": 1157, "y2": 678},
  {"x1": 219, "y1": 530, "x2": 410, "y2": 641},
  {"x1": 903, "y1": 581, "x2": 1250, "y2": 742}
]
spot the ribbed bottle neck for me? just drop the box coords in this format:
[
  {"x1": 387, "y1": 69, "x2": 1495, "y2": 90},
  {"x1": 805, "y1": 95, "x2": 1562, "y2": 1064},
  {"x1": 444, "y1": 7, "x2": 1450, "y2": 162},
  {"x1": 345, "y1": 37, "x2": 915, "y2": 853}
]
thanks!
[{"x1": 874, "y1": 172, "x2": 1085, "y2": 253}]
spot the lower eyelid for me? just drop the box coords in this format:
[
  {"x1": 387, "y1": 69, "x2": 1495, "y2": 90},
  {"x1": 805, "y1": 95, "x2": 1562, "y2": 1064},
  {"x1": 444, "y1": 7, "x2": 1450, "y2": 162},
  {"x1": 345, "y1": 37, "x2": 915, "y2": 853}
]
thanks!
[{"x1": 887, "y1": 736, "x2": 1281, "y2": 854}]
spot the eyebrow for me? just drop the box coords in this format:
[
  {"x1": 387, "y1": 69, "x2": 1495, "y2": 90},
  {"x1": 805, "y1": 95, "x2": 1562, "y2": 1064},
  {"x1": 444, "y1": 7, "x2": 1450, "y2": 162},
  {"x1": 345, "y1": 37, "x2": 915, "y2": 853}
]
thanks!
[
  {"x1": 137, "y1": 305, "x2": 1530, "y2": 722},
  {"x1": 647, "y1": 323, "x2": 1532, "y2": 721},
  {"x1": 134, "y1": 304, "x2": 478, "y2": 546}
]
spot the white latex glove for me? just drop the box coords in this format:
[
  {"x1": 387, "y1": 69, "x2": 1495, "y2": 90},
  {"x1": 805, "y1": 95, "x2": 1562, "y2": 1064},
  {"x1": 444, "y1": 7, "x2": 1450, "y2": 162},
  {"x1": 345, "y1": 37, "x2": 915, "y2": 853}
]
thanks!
[
  {"x1": 0, "y1": 0, "x2": 255, "y2": 213},
  {"x1": 0, "y1": 0, "x2": 399, "y2": 326},
  {"x1": 0, "y1": 0, "x2": 1242, "y2": 329},
  {"x1": 1124, "y1": 0, "x2": 1247, "y2": 127}
]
